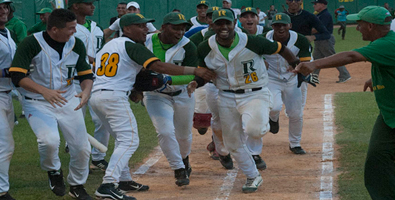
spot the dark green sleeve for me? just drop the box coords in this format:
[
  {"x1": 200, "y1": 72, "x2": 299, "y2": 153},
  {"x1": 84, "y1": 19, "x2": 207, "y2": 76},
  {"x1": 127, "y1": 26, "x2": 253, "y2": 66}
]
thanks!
[
  {"x1": 246, "y1": 35, "x2": 281, "y2": 55},
  {"x1": 27, "y1": 22, "x2": 43, "y2": 35},
  {"x1": 182, "y1": 41, "x2": 198, "y2": 67},
  {"x1": 189, "y1": 31, "x2": 204, "y2": 47},
  {"x1": 73, "y1": 38, "x2": 92, "y2": 73},
  {"x1": 294, "y1": 33, "x2": 312, "y2": 60},
  {"x1": 125, "y1": 41, "x2": 160, "y2": 68},
  {"x1": 14, "y1": 21, "x2": 27, "y2": 44},
  {"x1": 186, "y1": 19, "x2": 192, "y2": 31},
  {"x1": 203, "y1": 29, "x2": 215, "y2": 41},
  {"x1": 353, "y1": 37, "x2": 395, "y2": 66},
  {"x1": 10, "y1": 35, "x2": 41, "y2": 72},
  {"x1": 197, "y1": 40, "x2": 211, "y2": 68}
]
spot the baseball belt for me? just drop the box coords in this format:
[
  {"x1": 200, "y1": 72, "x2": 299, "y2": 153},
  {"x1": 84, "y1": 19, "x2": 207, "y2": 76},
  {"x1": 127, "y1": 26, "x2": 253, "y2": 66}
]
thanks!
[{"x1": 223, "y1": 87, "x2": 262, "y2": 94}]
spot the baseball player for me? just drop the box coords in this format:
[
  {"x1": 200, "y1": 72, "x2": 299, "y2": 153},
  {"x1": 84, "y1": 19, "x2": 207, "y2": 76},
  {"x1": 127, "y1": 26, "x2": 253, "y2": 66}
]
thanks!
[
  {"x1": 27, "y1": 7, "x2": 52, "y2": 35},
  {"x1": 264, "y1": 13, "x2": 312, "y2": 154},
  {"x1": 0, "y1": 1, "x2": 16, "y2": 199},
  {"x1": 189, "y1": 9, "x2": 299, "y2": 193},
  {"x1": 143, "y1": 12, "x2": 198, "y2": 186},
  {"x1": 239, "y1": 7, "x2": 270, "y2": 35},
  {"x1": 9, "y1": 9, "x2": 93, "y2": 199},
  {"x1": 103, "y1": 1, "x2": 158, "y2": 42},
  {"x1": 68, "y1": 0, "x2": 109, "y2": 172},
  {"x1": 186, "y1": 1, "x2": 210, "y2": 31},
  {"x1": 91, "y1": 13, "x2": 214, "y2": 199}
]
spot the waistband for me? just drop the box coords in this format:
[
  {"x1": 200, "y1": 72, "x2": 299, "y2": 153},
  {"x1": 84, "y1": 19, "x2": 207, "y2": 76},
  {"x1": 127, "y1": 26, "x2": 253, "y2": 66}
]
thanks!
[
  {"x1": 93, "y1": 89, "x2": 131, "y2": 96},
  {"x1": 0, "y1": 90, "x2": 11, "y2": 94},
  {"x1": 160, "y1": 90, "x2": 182, "y2": 97},
  {"x1": 222, "y1": 87, "x2": 262, "y2": 94}
]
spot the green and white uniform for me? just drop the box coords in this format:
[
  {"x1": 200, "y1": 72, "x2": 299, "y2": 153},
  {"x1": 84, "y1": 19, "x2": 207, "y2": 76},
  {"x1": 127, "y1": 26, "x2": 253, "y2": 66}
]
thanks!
[
  {"x1": 188, "y1": 16, "x2": 208, "y2": 30},
  {"x1": 198, "y1": 31, "x2": 281, "y2": 178}
]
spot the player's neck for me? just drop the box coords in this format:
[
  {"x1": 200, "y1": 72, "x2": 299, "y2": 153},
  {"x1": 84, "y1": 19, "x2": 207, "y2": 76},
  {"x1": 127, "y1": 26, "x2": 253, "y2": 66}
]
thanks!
[
  {"x1": 76, "y1": 14, "x2": 87, "y2": 25},
  {"x1": 198, "y1": 16, "x2": 207, "y2": 23},
  {"x1": 288, "y1": 8, "x2": 301, "y2": 15},
  {"x1": 273, "y1": 33, "x2": 290, "y2": 44},
  {"x1": 216, "y1": 33, "x2": 235, "y2": 48}
]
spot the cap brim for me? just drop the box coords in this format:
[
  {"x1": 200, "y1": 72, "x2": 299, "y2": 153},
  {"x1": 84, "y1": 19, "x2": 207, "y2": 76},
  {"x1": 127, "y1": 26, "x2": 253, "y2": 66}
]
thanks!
[
  {"x1": 213, "y1": 17, "x2": 233, "y2": 23},
  {"x1": 168, "y1": 20, "x2": 192, "y2": 25},
  {"x1": 346, "y1": 14, "x2": 360, "y2": 21},
  {"x1": 272, "y1": 21, "x2": 290, "y2": 25}
]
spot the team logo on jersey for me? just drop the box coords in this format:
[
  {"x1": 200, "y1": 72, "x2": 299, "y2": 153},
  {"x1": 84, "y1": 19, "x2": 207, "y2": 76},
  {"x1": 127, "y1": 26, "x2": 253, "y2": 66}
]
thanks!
[
  {"x1": 66, "y1": 65, "x2": 76, "y2": 86},
  {"x1": 242, "y1": 60, "x2": 258, "y2": 84},
  {"x1": 242, "y1": 60, "x2": 256, "y2": 74}
]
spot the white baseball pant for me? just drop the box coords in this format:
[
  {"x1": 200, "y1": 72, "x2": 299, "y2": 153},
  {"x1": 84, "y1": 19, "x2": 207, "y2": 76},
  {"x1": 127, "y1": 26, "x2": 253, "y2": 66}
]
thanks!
[
  {"x1": 23, "y1": 96, "x2": 91, "y2": 185},
  {"x1": 0, "y1": 92, "x2": 14, "y2": 193},
  {"x1": 90, "y1": 90, "x2": 139, "y2": 183},
  {"x1": 268, "y1": 78, "x2": 303, "y2": 148},
  {"x1": 194, "y1": 84, "x2": 210, "y2": 113},
  {"x1": 143, "y1": 90, "x2": 194, "y2": 170}
]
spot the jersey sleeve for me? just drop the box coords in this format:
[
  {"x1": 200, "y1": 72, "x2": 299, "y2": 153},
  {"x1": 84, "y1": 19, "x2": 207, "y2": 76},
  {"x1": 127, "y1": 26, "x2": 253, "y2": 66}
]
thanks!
[
  {"x1": 295, "y1": 34, "x2": 312, "y2": 61},
  {"x1": 182, "y1": 41, "x2": 198, "y2": 67},
  {"x1": 125, "y1": 41, "x2": 160, "y2": 68},
  {"x1": 109, "y1": 19, "x2": 120, "y2": 31},
  {"x1": 14, "y1": 22, "x2": 27, "y2": 44},
  {"x1": 197, "y1": 40, "x2": 211, "y2": 68},
  {"x1": 147, "y1": 23, "x2": 157, "y2": 33},
  {"x1": 246, "y1": 35, "x2": 282, "y2": 55},
  {"x1": 9, "y1": 35, "x2": 41, "y2": 74},
  {"x1": 189, "y1": 31, "x2": 204, "y2": 46},
  {"x1": 353, "y1": 38, "x2": 395, "y2": 67},
  {"x1": 73, "y1": 38, "x2": 93, "y2": 76}
]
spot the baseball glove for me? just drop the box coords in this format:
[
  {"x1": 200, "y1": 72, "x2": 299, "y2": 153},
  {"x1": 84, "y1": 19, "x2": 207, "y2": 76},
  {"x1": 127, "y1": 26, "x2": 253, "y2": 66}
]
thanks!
[
  {"x1": 297, "y1": 73, "x2": 319, "y2": 88},
  {"x1": 129, "y1": 89, "x2": 144, "y2": 103},
  {"x1": 133, "y1": 69, "x2": 166, "y2": 91}
]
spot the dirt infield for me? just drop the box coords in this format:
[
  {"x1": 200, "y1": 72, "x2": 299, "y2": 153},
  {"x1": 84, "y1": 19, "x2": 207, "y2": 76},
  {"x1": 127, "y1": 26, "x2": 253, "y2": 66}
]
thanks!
[{"x1": 128, "y1": 62, "x2": 371, "y2": 200}]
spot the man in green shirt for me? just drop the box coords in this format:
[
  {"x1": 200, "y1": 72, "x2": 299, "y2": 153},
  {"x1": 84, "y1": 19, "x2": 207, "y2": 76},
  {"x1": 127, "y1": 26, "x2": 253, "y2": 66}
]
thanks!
[
  {"x1": 27, "y1": 7, "x2": 52, "y2": 35},
  {"x1": 5, "y1": 4, "x2": 26, "y2": 45},
  {"x1": 295, "y1": 6, "x2": 395, "y2": 199}
]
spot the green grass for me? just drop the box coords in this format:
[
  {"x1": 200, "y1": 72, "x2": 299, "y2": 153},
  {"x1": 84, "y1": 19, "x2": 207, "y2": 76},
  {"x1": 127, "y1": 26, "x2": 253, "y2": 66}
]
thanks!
[
  {"x1": 335, "y1": 92, "x2": 379, "y2": 200},
  {"x1": 10, "y1": 98, "x2": 158, "y2": 199},
  {"x1": 333, "y1": 26, "x2": 370, "y2": 53}
]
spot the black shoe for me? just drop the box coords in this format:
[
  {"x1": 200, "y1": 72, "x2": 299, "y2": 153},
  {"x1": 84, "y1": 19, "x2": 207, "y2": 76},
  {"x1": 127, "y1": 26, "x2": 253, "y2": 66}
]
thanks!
[
  {"x1": 48, "y1": 169, "x2": 66, "y2": 196},
  {"x1": 118, "y1": 180, "x2": 149, "y2": 193},
  {"x1": 91, "y1": 160, "x2": 108, "y2": 171},
  {"x1": 219, "y1": 154, "x2": 233, "y2": 169},
  {"x1": 252, "y1": 155, "x2": 267, "y2": 170},
  {"x1": 289, "y1": 146, "x2": 306, "y2": 154},
  {"x1": 198, "y1": 128, "x2": 208, "y2": 135},
  {"x1": 182, "y1": 156, "x2": 192, "y2": 177},
  {"x1": 65, "y1": 145, "x2": 69, "y2": 153},
  {"x1": 174, "y1": 168, "x2": 189, "y2": 186},
  {"x1": 95, "y1": 183, "x2": 136, "y2": 200},
  {"x1": 69, "y1": 185, "x2": 92, "y2": 200},
  {"x1": 0, "y1": 192, "x2": 15, "y2": 200},
  {"x1": 269, "y1": 118, "x2": 279, "y2": 134}
]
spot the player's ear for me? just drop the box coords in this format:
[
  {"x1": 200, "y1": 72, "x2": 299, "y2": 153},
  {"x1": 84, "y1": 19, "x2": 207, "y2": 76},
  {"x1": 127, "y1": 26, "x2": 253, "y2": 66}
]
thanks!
[{"x1": 289, "y1": 23, "x2": 292, "y2": 29}]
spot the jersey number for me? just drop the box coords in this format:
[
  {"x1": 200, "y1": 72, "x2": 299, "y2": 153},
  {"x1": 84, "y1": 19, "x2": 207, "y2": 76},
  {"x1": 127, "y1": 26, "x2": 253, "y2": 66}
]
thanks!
[
  {"x1": 97, "y1": 53, "x2": 119, "y2": 77},
  {"x1": 245, "y1": 72, "x2": 259, "y2": 84}
]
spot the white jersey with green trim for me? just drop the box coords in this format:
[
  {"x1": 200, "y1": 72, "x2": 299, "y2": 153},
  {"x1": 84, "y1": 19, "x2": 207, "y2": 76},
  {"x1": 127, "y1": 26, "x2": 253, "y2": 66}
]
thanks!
[
  {"x1": 109, "y1": 18, "x2": 157, "y2": 37},
  {"x1": 92, "y1": 37, "x2": 143, "y2": 93},
  {"x1": 75, "y1": 23, "x2": 95, "y2": 58},
  {"x1": 255, "y1": 25, "x2": 264, "y2": 35},
  {"x1": 145, "y1": 34, "x2": 189, "y2": 92},
  {"x1": 0, "y1": 28, "x2": 16, "y2": 91},
  {"x1": 18, "y1": 33, "x2": 79, "y2": 100},
  {"x1": 89, "y1": 20, "x2": 104, "y2": 54},
  {"x1": 205, "y1": 32, "x2": 269, "y2": 90}
]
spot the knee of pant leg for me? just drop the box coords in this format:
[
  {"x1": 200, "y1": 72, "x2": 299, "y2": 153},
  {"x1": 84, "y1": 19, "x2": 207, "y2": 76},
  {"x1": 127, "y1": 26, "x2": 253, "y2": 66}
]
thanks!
[
  {"x1": 38, "y1": 134, "x2": 61, "y2": 151},
  {"x1": 245, "y1": 125, "x2": 268, "y2": 139}
]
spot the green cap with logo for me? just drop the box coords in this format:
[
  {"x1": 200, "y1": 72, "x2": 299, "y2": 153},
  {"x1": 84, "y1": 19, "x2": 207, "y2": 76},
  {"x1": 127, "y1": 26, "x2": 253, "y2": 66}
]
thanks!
[
  {"x1": 67, "y1": 0, "x2": 97, "y2": 8},
  {"x1": 197, "y1": 0, "x2": 210, "y2": 7},
  {"x1": 206, "y1": 6, "x2": 220, "y2": 15},
  {"x1": 272, "y1": 13, "x2": 291, "y2": 24},
  {"x1": 241, "y1": 7, "x2": 258, "y2": 16},
  {"x1": 36, "y1": 7, "x2": 52, "y2": 14},
  {"x1": 212, "y1": 9, "x2": 234, "y2": 23},
  {"x1": 120, "y1": 13, "x2": 155, "y2": 29},
  {"x1": 0, "y1": 0, "x2": 12, "y2": 4},
  {"x1": 162, "y1": 12, "x2": 191, "y2": 25},
  {"x1": 347, "y1": 6, "x2": 392, "y2": 25}
]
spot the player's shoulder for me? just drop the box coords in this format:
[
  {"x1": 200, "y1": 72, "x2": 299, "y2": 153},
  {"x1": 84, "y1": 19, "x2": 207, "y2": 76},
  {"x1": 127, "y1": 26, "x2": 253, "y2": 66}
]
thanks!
[{"x1": 197, "y1": 39, "x2": 211, "y2": 56}]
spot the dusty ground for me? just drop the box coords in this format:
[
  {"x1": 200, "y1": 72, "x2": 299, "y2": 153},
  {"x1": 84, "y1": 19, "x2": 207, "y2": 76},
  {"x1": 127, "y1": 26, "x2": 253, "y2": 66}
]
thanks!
[{"x1": 128, "y1": 62, "x2": 371, "y2": 200}]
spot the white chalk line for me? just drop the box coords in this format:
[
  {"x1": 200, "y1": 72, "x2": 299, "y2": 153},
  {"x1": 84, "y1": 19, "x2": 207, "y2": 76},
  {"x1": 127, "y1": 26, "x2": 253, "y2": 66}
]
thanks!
[
  {"x1": 215, "y1": 160, "x2": 239, "y2": 200},
  {"x1": 132, "y1": 146, "x2": 163, "y2": 181}
]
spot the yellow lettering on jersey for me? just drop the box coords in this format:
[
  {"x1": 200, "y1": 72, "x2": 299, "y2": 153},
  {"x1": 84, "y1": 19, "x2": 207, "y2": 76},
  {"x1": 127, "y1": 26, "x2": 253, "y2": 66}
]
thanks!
[
  {"x1": 218, "y1": 10, "x2": 226, "y2": 16},
  {"x1": 97, "y1": 53, "x2": 119, "y2": 77},
  {"x1": 275, "y1": 15, "x2": 282, "y2": 20},
  {"x1": 178, "y1": 14, "x2": 186, "y2": 20},
  {"x1": 136, "y1": 14, "x2": 144, "y2": 19},
  {"x1": 246, "y1": 7, "x2": 252, "y2": 11},
  {"x1": 244, "y1": 72, "x2": 259, "y2": 84},
  {"x1": 373, "y1": 85, "x2": 385, "y2": 91},
  {"x1": 66, "y1": 77, "x2": 74, "y2": 86}
]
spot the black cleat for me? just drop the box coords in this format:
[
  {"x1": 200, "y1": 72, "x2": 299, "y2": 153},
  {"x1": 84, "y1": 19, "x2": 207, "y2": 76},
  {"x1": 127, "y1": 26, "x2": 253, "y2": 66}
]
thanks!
[
  {"x1": 289, "y1": 146, "x2": 306, "y2": 154},
  {"x1": 0, "y1": 192, "x2": 15, "y2": 200},
  {"x1": 174, "y1": 168, "x2": 189, "y2": 186},
  {"x1": 69, "y1": 185, "x2": 92, "y2": 200},
  {"x1": 95, "y1": 183, "x2": 136, "y2": 200},
  {"x1": 118, "y1": 180, "x2": 149, "y2": 193},
  {"x1": 48, "y1": 169, "x2": 66, "y2": 196},
  {"x1": 269, "y1": 118, "x2": 279, "y2": 134},
  {"x1": 219, "y1": 154, "x2": 233, "y2": 169},
  {"x1": 91, "y1": 160, "x2": 108, "y2": 171},
  {"x1": 182, "y1": 156, "x2": 192, "y2": 177},
  {"x1": 198, "y1": 128, "x2": 208, "y2": 135},
  {"x1": 252, "y1": 155, "x2": 267, "y2": 170}
]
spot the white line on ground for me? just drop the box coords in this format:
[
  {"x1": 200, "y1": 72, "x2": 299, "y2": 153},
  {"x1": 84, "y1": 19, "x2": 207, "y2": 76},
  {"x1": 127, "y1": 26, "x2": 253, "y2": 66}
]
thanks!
[
  {"x1": 320, "y1": 94, "x2": 334, "y2": 200},
  {"x1": 215, "y1": 162, "x2": 238, "y2": 200},
  {"x1": 132, "y1": 146, "x2": 163, "y2": 180}
]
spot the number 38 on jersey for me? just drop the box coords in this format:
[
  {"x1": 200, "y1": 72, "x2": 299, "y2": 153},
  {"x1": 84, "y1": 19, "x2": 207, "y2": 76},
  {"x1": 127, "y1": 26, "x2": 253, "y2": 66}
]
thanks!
[{"x1": 97, "y1": 53, "x2": 119, "y2": 77}]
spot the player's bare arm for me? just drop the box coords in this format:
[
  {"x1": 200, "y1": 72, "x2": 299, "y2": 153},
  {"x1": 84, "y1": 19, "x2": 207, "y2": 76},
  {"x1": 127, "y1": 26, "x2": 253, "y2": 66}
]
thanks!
[
  {"x1": 187, "y1": 80, "x2": 198, "y2": 97},
  {"x1": 74, "y1": 79, "x2": 93, "y2": 111},
  {"x1": 149, "y1": 61, "x2": 216, "y2": 81},
  {"x1": 279, "y1": 46, "x2": 300, "y2": 66},
  {"x1": 363, "y1": 78, "x2": 373, "y2": 92},
  {"x1": 103, "y1": 28, "x2": 115, "y2": 43}
]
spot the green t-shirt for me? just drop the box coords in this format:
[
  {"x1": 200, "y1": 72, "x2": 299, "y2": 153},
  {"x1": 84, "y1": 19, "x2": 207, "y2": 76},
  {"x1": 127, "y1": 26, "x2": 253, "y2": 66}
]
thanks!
[
  {"x1": 27, "y1": 21, "x2": 47, "y2": 35},
  {"x1": 6, "y1": 16, "x2": 27, "y2": 45},
  {"x1": 152, "y1": 33, "x2": 175, "y2": 62},
  {"x1": 353, "y1": 31, "x2": 395, "y2": 128},
  {"x1": 217, "y1": 33, "x2": 239, "y2": 61}
]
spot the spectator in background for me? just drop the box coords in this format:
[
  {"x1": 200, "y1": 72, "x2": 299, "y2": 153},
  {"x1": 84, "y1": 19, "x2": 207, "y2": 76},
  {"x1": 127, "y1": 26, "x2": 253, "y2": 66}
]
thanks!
[
  {"x1": 27, "y1": 8, "x2": 52, "y2": 35},
  {"x1": 109, "y1": 2, "x2": 127, "y2": 26},
  {"x1": 256, "y1": 7, "x2": 267, "y2": 27},
  {"x1": 384, "y1": 2, "x2": 394, "y2": 17},
  {"x1": 266, "y1": 5, "x2": 278, "y2": 27},
  {"x1": 311, "y1": 0, "x2": 351, "y2": 83},
  {"x1": 172, "y1": 8, "x2": 181, "y2": 12},
  {"x1": 6, "y1": 3, "x2": 27, "y2": 45},
  {"x1": 187, "y1": 0, "x2": 210, "y2": 31},
  {"x1": 335, "y1": 5, "x2": 348, "y2": 40},
  {"x1": 222, "y1": 0, "x2": 240, "y2": 19}
]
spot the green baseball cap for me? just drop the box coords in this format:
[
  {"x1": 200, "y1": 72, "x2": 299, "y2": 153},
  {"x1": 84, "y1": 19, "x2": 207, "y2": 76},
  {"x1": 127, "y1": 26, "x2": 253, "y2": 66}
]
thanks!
[
  {"x1": 206, "y1": 6, "x2": 220, "y2": 15},
  {"x1": 241, "y1": 7, "x2": 258, "y2": 16},
  {"x1": 162, "y1": 12, "x2": 191, "y2": 25},
  {"x1": 212, "y1": 9, "x2": 234, "y2": 23},
  {"x1": 347, "y1": 6, "x2": 392, "y2": 25},
  {"x1": 36, "y1": 8, "x2": 52, "y2": 14},
  {"x1": 197, "y1": 0, "x2": 209, "y2": 7},
  {"x1": 272, "y1": 13, "x2": 291, "y2": 24},
  {"x1": 67, "y1": 0, "x2": 97, "y2": 8},
  {"x1": 120, "y1": 13, "x2": 155, "y2": 29},
  {"x1": 0, "y1": 0, "x2": 12, "y2": 4}
]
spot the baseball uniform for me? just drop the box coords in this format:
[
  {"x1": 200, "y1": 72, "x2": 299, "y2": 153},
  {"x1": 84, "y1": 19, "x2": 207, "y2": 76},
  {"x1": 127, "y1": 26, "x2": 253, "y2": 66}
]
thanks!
[{"x1": 108, "y1": 18, "x2": 157, "y2": 37}]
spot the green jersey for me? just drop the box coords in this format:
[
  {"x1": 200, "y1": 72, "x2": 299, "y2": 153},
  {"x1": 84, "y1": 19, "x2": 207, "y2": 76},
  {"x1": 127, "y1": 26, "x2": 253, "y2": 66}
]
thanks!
[
  {"x1": 6, "y1": 16, "x2": 27, "y2": 45},
  {"x1": 27, "y1": 21, "x2": 47, "y2": 35}
]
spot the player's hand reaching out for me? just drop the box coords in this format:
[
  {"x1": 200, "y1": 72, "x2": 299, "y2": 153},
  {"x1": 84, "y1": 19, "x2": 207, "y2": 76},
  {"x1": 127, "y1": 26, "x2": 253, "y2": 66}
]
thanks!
[
  {"x1": 187, "y1": 81, "x2": 198, "y2": 97},
  {"x1": 294, "y1": 62, "x2": 316, "y2": 76},
  {"x1": 194, "y1": 68, "x2": 216, "y2": 81},
  {"x1": 74, "y1": 90, "x2": 90, "y2": 111},
  {"x1": 363, "y1": 78, "x2": 373, "y2": 92},
  {"x1": 42, "y1": 88, "x2": 68, "y2": 108}
]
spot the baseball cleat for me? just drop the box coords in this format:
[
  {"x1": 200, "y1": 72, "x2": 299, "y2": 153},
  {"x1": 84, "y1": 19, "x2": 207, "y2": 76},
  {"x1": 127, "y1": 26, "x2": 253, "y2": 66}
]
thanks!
[
  {"x1": 289, "y1": 146, "x2": 306, "y2": 154},
  {"x1": 269, "y1": 118, "x2": 279, "y2": 134},
  {"x1": 219, "y1": 154, "x2": 233, "y2": 169},
  {"x1": 91, "y1": 160, "x2": 108, "y2": 171},
  {"x1": 252, "y1": 155, "x2": 267, "y2": 170},
  {"x1": 198, "y1": 127, "x2": 208, "y2": 135},
  {"x1": 118, "y1": 181, "x2": 149, "y2": 193},
  {"x1": 174, "y1": 168, "x2": 189, "y2": 187},
  {"x1": 209, "y1": 150, "x2": 220, "y2": 160},
  {"x1": 242, "y1": 174, "x2": 263, "y2": 193},
  {"x1": 69, "y1": 185, "x2": 92, "y2": 200},
  {"x1": 336, "y1": 76, "x2": 351, "y2": 83},
  {"x1": 95, "y1": 183, "x2": 136, "y2": 200},
  {"x1": 65, "y1": 145, "x2": 70, "y2": 153},
  {"x1": 0, "y1": 192, "x2": 15, "y2": 200},
  {"x1": 48, "y1": 169, "x2": 66, "y2": 196},
  {"x1": 182, "y1": 156, "x2": 192, "y2": 177}
]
